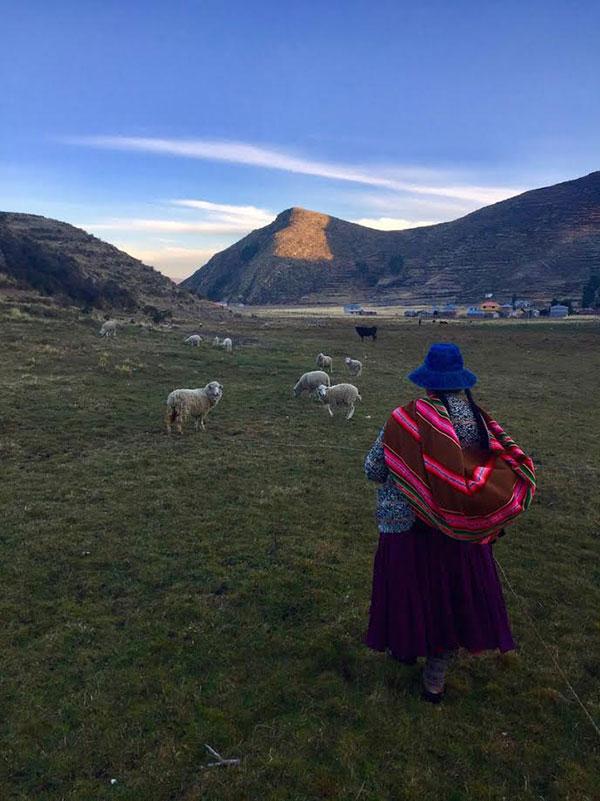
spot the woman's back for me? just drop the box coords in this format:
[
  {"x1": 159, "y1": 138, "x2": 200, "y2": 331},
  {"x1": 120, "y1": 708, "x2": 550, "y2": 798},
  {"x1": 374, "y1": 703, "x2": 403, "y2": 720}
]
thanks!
[
  {"x1": 363, "y1": 344, "x2": 533, "y2": 699},
  {"x1": 364, "y1": 390, "x2": 483, "y2": 534}
]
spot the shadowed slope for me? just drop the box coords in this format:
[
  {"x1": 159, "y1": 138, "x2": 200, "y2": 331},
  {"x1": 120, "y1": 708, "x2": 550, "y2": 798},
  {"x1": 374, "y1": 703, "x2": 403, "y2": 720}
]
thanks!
[
  {"x1": 182, "y1": 171, "x2": 600, "y2": 304},
  {"x1": 0, "y1": 212, "x2": 193, "y2": 311}
]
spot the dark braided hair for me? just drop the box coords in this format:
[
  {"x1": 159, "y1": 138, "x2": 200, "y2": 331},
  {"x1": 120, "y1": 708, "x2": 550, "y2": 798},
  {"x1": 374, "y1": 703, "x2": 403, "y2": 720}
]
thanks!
[
  {"x1": 464, "y1": 388, "x2": 490, "y2": 450},
  {"x1": 436, "y1": 388, "x2": 490, "y2": 450}
]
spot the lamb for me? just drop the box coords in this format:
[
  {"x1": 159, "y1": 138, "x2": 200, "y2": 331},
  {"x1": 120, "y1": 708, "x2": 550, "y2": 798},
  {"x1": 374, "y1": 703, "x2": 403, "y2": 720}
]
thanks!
[
  {"x1": 213, "y1": 336, "x2": 233, "y2": 352},
  {"x1": 184, "y1": 334, "x2": 203, "y2": 347},
  {"x1": 344, "y1": 356, "x2": 363, "y2": 377},
  {"x1": 315, "y1": 352, "x2": 333, "y2": 372},
  {"x1": 165, "y1": 381, "x2": 223, "y2": 434},
  {"x1": 293, "y1": 370, "x2": 331, "y2": 398},
  {"x1": 99, "y1": 320, "x2": 117, "y2": 337},
  {"x1": 316, "y1": 383, "x2": 361, "y2": 420}
]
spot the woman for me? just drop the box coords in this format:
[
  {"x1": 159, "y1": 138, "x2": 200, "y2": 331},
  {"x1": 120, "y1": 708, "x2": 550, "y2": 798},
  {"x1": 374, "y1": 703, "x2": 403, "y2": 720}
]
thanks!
[{"x1": 364, "y1": 343, "x2": 536, "y2": 702}]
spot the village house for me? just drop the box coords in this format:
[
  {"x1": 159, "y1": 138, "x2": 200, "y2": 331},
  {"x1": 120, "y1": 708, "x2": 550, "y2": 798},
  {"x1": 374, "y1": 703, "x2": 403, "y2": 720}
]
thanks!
[
  {"x1": 438, "y1": 303, "x2": 458, "y2": 318},
  {"x1": 481, "y1": 300, "x2": 501, "y2": 313},
  {"x1": 424, "y1": 303, "x2": 458, "y2": 318}
]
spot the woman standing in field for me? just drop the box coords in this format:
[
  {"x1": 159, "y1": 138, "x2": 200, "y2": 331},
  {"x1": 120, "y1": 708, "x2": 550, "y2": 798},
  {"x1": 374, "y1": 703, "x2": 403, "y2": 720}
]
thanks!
[{"x1": 364, "y1": 343, "x2": 536, "y2": 702}]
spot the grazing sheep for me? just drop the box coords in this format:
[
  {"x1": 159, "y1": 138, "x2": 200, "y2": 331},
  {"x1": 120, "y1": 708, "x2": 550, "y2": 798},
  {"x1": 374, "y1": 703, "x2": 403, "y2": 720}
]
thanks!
[
  {"x1": 99, "y1": 320, "x2": 117, "y2": 337},
  {"x1": 316, "y1": 352, "x2": 333, "y2": 372},
  {"x1": 344, "y1": 357, "x2": 363, "y2": 377},
  {"x1": 221, "y1": 337, "x2": 233, "y2": 353},
  {"x1": 293, "y1": 370, "x2": 331, "y2": 398},
  {"x1": 184, "y1": 334, "x2": 203, "y2": 347},
  {"x1": 212, "y1": 336, "x2": 221, "y2": 347},
  {"x1": 165, "y1": 381, "x2": 223, "y2": 434},
  {"x1": 317, "y1": 383, "x2": 361, "y2": 420}
]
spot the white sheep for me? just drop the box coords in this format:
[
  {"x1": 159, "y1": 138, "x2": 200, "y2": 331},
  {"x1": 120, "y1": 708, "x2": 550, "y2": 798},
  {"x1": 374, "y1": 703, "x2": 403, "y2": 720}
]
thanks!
[
  {"x1": 293, "y1": 370, "x2": 331, "y2": 398},
  {"x1": 165, "y1": 381, "x2": 223, "y2": 434},
  {"x1": 317, "y1": 383, "x2": 361, "y2": 420},
  {"x1": 220, "y1": 337, "x2": 233, "y2": 353},
  {"x1": 99, "y1": 320, "x2": 117, "y2": 337},
  {"x1": 344, "y1": 356, "x2": 363, "y2": 377},
  {"x1": 316, "y1": 352, "x2": 333, "y2": 372},
  {"x1": 213, "y1": 336, "x2": 221, "y2": 347},
  {"x1": 184, "y1": 334, "x2": 203, "y2": 347}
]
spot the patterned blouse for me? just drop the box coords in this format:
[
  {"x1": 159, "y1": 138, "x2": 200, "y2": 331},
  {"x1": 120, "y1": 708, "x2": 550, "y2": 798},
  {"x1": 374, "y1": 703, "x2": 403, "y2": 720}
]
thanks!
[{"x1": 364, "y1": 392, "x2": 481, "y2": 533}]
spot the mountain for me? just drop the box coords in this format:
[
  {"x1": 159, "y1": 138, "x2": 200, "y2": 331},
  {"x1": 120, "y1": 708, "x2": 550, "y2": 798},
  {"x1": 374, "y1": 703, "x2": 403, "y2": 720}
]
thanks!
[
  {"x1": 182, "y1": 171, "x2": 600, "y2": 305},
  {"x1": 0, "y1": 212, "x2": 192, "y2": 311}
]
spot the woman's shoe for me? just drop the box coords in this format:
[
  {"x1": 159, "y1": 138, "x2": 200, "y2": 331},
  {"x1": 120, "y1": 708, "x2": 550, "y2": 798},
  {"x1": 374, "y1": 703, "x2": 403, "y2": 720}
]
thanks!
[{"x1": 421, "y1": 687, "x2": 445, "y2": 704}]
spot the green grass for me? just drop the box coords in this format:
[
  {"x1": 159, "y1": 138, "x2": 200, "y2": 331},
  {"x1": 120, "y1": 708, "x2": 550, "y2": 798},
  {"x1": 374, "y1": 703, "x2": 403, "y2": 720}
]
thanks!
[{"x1": 1, "y1": 311, "x2": 599, "y2": 801}]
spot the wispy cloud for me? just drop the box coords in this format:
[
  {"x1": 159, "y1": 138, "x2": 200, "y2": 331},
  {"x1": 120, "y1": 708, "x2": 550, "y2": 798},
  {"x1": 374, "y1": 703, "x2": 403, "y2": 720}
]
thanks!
[
  {"x1": 352, "y1": 216, "x2": 439, "y2": 231},
  {"x1": 356, "y1": 191, "x2": 475, "y2": 217},
  {"x1": 84, "y1": 218, "x2": 263, "y2": 234},
  {"x1": 82, "y1": 198, "x2": 276, "y2": 235},
  {"x1": 117, "y1": 244, "x2": 218, "y2": 280},
  {"x1": 66, "y1": 135, "x2": 524, "y2": 205},
  {"x1": 171, "y1": 198, "x2": 273, "y2": 225},
  {"x1": 82, "y1": 198, "x2": 278, "y2": 280},
  {"x1": 125, "y1": 245, "x2": 217, "y2": 261}
]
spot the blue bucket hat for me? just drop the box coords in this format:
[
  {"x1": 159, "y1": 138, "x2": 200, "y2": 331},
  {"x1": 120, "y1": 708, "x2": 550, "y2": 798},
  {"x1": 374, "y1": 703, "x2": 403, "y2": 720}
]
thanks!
[{"x1": 408, "y1": 343, "x2": 477, "y2": 390}]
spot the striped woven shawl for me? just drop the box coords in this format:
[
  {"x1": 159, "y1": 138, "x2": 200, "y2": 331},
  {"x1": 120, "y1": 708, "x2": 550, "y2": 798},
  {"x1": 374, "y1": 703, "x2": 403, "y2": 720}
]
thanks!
[{"x1": 383, "y1": 396, "x2": 536, "y2": 543}]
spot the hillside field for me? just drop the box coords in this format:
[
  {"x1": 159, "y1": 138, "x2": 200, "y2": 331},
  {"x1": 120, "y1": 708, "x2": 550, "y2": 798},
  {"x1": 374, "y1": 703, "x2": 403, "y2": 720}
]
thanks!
[{"x1": 1, "y1": 308, "x2": 599, "y2": 801}]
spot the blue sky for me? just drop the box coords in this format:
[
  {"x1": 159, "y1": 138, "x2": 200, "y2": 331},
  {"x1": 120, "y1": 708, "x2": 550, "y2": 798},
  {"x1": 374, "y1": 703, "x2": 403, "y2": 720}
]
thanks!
[{"x1": 2, "y1": 0, "x2": 599, "y2": 279}]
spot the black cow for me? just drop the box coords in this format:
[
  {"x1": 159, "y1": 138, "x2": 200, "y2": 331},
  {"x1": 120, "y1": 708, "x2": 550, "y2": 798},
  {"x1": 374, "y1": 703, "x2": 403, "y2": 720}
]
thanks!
[{"x1": 355, "y1": 325, "x2": 378, "y2": 341}]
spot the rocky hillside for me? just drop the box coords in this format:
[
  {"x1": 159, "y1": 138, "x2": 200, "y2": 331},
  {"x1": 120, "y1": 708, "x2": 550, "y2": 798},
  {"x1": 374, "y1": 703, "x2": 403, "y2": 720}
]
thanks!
[
  {"x1": 0, "y1": 212, "x2": 193, "y2": 312},
  {"x1": 182, "y1": 171, "x2": 600, "y2": 305}
]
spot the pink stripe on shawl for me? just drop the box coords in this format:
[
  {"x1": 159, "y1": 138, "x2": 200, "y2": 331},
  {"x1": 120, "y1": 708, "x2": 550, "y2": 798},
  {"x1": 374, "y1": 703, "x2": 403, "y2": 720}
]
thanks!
[
  {"x1": 390, "y1": 406, "x2": 421, "y2": 441},
  {"x1": 416, "y1": 399, "x2": 460, "y2": 444}
]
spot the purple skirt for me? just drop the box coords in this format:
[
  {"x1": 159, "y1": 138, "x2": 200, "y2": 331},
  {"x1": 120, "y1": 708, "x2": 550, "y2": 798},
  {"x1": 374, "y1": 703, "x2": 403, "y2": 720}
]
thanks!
[{"x1": 365, "y1": 522, "x2": 516, "y2": 660}]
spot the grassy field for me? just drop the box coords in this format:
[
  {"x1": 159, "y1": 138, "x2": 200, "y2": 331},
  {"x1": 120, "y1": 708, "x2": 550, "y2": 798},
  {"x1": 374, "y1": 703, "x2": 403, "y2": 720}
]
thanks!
[{"x1": 1, "y1": 308, "x2": 599, "y2": 801}]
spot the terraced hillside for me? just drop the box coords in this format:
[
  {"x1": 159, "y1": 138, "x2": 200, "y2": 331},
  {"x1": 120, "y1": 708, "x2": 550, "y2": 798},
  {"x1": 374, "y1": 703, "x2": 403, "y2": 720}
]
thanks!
[
  {"x1": 0, "y1": 212, "x2": 197, "y2": 313},
  {"x1": 183, "y1": 171, "x2": 600, "y2": 305}
]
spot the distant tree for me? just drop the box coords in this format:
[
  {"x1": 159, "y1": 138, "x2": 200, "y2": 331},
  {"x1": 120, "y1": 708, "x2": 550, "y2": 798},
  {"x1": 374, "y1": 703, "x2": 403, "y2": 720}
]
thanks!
[
  {"x1": 240, "y1": 243, "x2": 259, "y2": 263},
  {"x1": 207, "y1": 273, "x2": 230, "y2": 301},
  {"x1": 388, "y1": 254, "x2": 405, "y2": 276},
  {"x1": 511, "y1": 293, "x2": 517, "y2": 309},
  {"x1": 582, "y1": 274, "x2": 600, "y2": 308},
  {"x1": 143, "y1": 304, "x2": 171, "y2": 324},
  {"x1": 356, "y1": 261, "x2": 380, "y2": 287},
  {"x1": 102, "y1": 280, "x2": 137, "y2": 311}
]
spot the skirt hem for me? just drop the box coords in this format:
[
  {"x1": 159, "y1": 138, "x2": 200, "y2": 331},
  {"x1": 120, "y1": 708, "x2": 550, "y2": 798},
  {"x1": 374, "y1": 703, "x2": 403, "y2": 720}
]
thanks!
[{"x1": 365, "y1": 523, "x2": 516, "y2": 659}]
